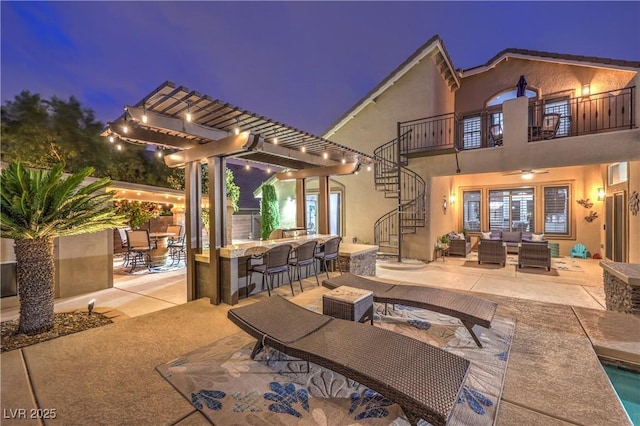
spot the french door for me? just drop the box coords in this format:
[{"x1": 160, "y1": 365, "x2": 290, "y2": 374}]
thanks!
[{"x1": 605, "y1": 192, "x2": 626, "y2": 262}]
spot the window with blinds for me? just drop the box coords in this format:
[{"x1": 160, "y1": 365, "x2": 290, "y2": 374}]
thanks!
[
  {"x1": 544, "y1": 186, "x2": 569, "y2": 234},
  {"x1": 462, "y1": 115, "x2": 481, "y2": 149}
]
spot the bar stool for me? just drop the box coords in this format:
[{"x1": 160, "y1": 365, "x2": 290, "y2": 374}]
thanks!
[
  {"x1": 246, "y1": 244, "x2": 293, "y2": 297},
  {"x1": 315, "y1": 236, "x2": 342, "y2": 279},
  {"x1": 289, "y1": 240, "x2": 319, "y2": 291}
]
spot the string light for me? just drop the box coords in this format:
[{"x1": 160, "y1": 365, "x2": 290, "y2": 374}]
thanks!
[
  {"x1": 142, "y1": 104, "x2": 148, "y2": 124},
  {"x1": 245, "y1": 162, "x2": 250, "y2": 170},
  {"x1": 301, "y1": 146, "x2": 306, "y2": 153},
  {"x1": 272, "y1": 128, "x2": 279, "y2": 144},
  {"x1": 234, "y1": 117, "x2": 240, "y2": 135},
  {"x1": 323, "y1": 152, "x2": 328, "y2": 159},
  {"x1": 366, "y1": 165, "x2": 371, "y2": 172},
  {"x1": 122, "y1": 125, "x2": 129, "y2": 134},
  {"x1": 156, "y1": 148, "x2": 163, "y2": 158},
  {"x1": 185, "y1": 101, "x2": 192, "y2": 122},
  {"x1": 266, "y1": 168, "x2": 272, "y2": 173},
  {"x1": 116, "y1": 143, "x2": 123, "y2": 151},
  {"x1": 109, "y1": 136, "x2": 115, "y2": 143},
  {"x1": 341, "y1": 158, "x2": 346, "y2": 164}
]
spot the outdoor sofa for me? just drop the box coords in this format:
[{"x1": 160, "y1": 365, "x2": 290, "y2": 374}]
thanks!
[
  {"x1": 322, "y1": 273, "x2": 497, "y2": 348},
  {"x1": 228, "y1": 295, "x2": 470, "y2": 426}
]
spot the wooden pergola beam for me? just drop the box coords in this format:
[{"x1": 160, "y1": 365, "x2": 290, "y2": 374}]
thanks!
[
  {"x1": 275, "y1": 162, "x2": 360, "y2": 179},
  {"x1": 107, "y1": 124, "x2": 200, "y2": 150},
  {"x1": 126, "y1": 105, "x2": 229, "y2": 141},
  {"x1": 163, "y1": 132, "x2": 263, "y2": 168}
]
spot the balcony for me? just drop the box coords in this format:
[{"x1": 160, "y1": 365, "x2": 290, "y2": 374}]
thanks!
[{"x1": 398, "y1": 86, "x2": 636, "y2": 155}]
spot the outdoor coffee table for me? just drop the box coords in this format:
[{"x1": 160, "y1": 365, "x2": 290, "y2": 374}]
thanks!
[{"x1": 322, "y1": 285, "x2": 374, "y2": 324}]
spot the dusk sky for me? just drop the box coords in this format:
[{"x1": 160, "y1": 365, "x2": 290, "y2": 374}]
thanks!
[{"x1": 2, "y1": 2, "x2": 639, "y2": 136}]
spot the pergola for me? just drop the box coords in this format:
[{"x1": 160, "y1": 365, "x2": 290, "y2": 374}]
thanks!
[{"x1": 102, "y1": 81, "x2": 374, "y2": 303}]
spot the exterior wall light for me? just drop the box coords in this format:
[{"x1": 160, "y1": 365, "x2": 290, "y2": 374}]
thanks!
[
  {"x1": 597, "y1": 188, "x2": 605, "y2": 201},
  {"x1": 443, "y1": 195, "x2": 448, "y2": 213},
  {"x1": 582, "y1": 84, "x2": 590, "y2": 97}
]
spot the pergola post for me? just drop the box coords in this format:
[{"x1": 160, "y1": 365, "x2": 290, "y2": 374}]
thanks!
[
  {"x1": 184, "y1": 161, "x2": 202, "y2": 302},
  {"x1": 205, "y1": 156, "x2": 225, "y2": 305},
  {"x1": 295, "y1": 178, "x2": 306, "y2": 229},
  {"x1": 318, "y1": 176, "x2": 330, "y2": 234}
]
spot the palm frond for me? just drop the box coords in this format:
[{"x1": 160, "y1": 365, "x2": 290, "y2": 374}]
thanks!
[{"x1": 1, "y1": 160, "x2": 126, "y2": 239}]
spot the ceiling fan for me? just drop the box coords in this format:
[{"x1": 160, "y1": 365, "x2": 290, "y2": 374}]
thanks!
[{"x1": 503, "y1": 169, "x2": 549, "y2": 179}]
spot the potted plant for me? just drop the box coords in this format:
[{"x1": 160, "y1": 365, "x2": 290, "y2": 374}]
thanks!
[
  {"x1": 114, "y1": 200, "x2": 159, "y2": 229},
  {"x1": 0, "y1": 161, "x2": 126, "y2": 335}
]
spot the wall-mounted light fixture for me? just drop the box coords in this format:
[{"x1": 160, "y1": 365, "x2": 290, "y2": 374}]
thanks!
[
  {"x1": 597, "y1": 187, "x2": 605, "y2": 201},
  {"x1": 582, "y1": 83, "x2": 590, "y2": 97},
  {"x1": 443, "y1": 195, "x2": 448, "y2": 213},
  {"x1": 449, "y1": 193, "x2": 455, "y2": 205}
]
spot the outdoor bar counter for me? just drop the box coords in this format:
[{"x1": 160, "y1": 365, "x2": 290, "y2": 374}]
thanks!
[
  {"x1": 195, "y1": 235, "x2": 378, "y2": 305},
  {"x1": 600, "y1": 261, "x2": 640, "y2": 316}
]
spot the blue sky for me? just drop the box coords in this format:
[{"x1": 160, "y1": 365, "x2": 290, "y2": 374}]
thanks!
[{"x1": 2, "y1": 1, "x2": 639, "y2": 135}]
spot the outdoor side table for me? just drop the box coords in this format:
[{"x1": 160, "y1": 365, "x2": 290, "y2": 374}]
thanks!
[{"x1": 323, "y1": 285, "x2": 374, "y2": 324}]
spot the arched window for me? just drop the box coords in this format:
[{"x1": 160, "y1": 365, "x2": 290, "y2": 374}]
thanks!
[{"x1": 487, "y1": 89, "x2": 537, "y2": 107}]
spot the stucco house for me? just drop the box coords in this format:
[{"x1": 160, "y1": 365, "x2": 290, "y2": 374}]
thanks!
[{"x1": 322, "y1": 35, "x2": 640, "y2": 264}]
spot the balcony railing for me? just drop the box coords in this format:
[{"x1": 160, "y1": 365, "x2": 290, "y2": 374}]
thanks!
[
  {"x1": 528, "y1": 86, "x2": 635, "y2": 141},
  {"x1": 397, "y1": 86, "x2": 636, "y2": 155}
]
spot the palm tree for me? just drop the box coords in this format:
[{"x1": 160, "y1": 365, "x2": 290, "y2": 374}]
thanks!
[{"x1": 1, "y1": 160, "x2": 126, "y2": 335}]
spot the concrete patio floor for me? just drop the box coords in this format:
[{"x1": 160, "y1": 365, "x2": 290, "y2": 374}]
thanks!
[{"x1": 1, "y1": 255, "x2": 639, "y2": 425}]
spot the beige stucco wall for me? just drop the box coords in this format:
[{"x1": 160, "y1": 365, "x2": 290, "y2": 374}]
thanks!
[
  {"x1": 456, "y1": 57, "x2": 637, "y2": 114},
  {"x1": 54, "y1": 231, "x2": 113, "y2": 298},
  {"x1": 327, "y1": 54, "x2": 456, "y2": 246}
]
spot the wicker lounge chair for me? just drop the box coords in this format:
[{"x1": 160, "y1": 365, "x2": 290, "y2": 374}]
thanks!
[
  {"x1": 323, "y1": 273, "x2": 496, "y2": 348},
  {"x1": 478, "y1": 238, "x2": 507, "y2": 266},
  {"x1": 518, "y1": 242, "x2": 551, "y2": 271},
  {"x1": 228, "y1": 296, "x2": 470, "y2": 426}
]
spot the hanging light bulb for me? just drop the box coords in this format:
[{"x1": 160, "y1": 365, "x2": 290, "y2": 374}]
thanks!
[
  {"x1": 109, "y1": 136, "x2": 115, "y2": 143},
  {"x1": 245, "y1": 162, "x2": 250, "y2": 170},
  {"x1": 266, "y1": 168, "x2": 272, "y2": 173},
  {"x1": 142, "y1": 105, "x2": 148, "y2": 124},
  {"x1": 185, "y1": 101, "x2": 192, "y2": 122},
  {"x1": 301, "y1": 146, "x2": 306, "y2": 153},
  {"x1": 341, "y1": 158, "x2": 346, "y2": 164},
  {"x1": 273, "y1": 136, "x2": 278, "y2": 144},
  {"x1": 367, "y1": 165, "x2": 372, "y2": 172},
  {"x1": 323, "y1": 152, "x2": 328, "y2": 159},
  {"x1": 156, "y1": 148, "x2": 163, "y2": 158},
  {"x1": 116, "y1": 143, "x2": 123, "y2": 151},
  {"x1": 234, "y1": 117, "x2": 240, "y2": 135},
  {"x1": 122, "y1": 125, "x2": 128, "y2": 134}
]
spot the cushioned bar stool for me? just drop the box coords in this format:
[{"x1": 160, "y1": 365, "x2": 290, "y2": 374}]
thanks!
[{"x1": 246, "y1": 244, "x2": 294, "y2": 297}]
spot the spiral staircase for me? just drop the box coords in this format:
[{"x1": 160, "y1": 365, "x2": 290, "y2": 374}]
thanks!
[{"x1": 373, "y1": 130, "x2": 426, "y2": 260}]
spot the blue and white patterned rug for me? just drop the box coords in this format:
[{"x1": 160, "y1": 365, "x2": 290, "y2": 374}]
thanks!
[{"x1": 157, "y1": 301, "x2": 515, "y2": 425}]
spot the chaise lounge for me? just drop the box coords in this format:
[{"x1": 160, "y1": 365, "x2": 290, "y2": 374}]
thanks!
[
  {"x1": 228, "y1": 295, "x2": 470, "y2": 426},
  {"x1": 322, "y1": 273, "x2": 497, "y2": 348}
]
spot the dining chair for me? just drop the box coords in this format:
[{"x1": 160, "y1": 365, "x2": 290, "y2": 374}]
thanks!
[
  {"x1": 246, "y1": 244, "x2": 294, "y2": 297},
  {"x1": 125, "y1": 230, "x2": 154, "y2": 273},
  {"x1": 489, "y1": 124, "x2": 503, "y2": 146},
  {"x1": 288, "y1": 240, "x2": 319, "y2": 291},
  {"x1": 117, "y1": 227, "x2": 131, "y2": 267},
  {"x1": 315, "y1": 236, "x2": 342, "y2": 279},
  {"x1": 541, "y1": 113, "x2": 561, "y2": 139}
]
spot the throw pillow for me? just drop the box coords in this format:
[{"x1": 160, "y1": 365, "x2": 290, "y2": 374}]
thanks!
[
  {"x1": 456, "y1": 233, "x2": 465, "y2": 240},
  {"x1": 531, "y1": 233, "x2": 544, "y2": 242},
  {"x1": 481, "y1": 231, "x2": 491, "y2": 240}
]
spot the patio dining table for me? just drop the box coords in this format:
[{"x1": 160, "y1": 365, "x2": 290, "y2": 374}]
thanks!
[{"x1": 149, "y1": 232, "x2": 178, "y2": 267}]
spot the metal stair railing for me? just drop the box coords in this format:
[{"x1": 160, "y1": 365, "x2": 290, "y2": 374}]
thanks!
[{"x1": 373, "y1": 129, "x2": 426, "y2": 260}]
